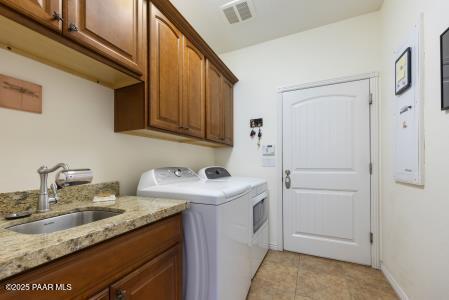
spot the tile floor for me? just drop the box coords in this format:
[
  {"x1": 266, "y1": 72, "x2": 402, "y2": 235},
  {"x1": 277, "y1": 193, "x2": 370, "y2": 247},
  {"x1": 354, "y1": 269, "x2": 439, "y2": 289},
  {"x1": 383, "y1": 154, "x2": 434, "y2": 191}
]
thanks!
[{"x1": 247, "y1": 251, "x2": 398, "y2": 300}]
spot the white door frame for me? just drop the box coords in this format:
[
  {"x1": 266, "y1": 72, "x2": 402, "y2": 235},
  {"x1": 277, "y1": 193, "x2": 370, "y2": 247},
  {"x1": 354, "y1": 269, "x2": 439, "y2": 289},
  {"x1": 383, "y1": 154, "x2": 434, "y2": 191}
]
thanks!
[{"x1": 276, "y1": 73, "x2": 380, "y2": 268}]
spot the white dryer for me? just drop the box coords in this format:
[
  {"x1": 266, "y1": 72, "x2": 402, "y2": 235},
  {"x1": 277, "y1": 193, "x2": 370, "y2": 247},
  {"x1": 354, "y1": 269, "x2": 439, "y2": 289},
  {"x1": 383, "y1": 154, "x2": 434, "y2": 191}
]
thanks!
[
  {"x1": 137, "y1": 167, "x2": 252, "y2": 300},
  {"x1": 198, "y1": 166, "x2": 269, "y2": 278}
]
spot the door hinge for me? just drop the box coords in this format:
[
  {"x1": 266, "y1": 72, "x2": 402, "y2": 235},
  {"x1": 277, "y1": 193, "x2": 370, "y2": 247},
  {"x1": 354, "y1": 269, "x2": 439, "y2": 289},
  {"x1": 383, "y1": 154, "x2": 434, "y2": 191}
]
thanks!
[
  {"x1": 369, "y1": 93, "x2": 373, "y2": 105},
  {"x1": 370, "y1": 232, "x2": 374, "y2": 244},
  {"x1": 369, "y1": 162, "x2": 373, "y2": 175}
]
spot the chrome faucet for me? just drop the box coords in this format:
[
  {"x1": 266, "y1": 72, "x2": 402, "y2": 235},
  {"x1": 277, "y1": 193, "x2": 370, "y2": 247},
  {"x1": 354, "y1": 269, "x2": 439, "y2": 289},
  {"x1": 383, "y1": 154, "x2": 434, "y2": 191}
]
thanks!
[{"x1": 37, "y1": 163, "x2": 69, "y2": 213}]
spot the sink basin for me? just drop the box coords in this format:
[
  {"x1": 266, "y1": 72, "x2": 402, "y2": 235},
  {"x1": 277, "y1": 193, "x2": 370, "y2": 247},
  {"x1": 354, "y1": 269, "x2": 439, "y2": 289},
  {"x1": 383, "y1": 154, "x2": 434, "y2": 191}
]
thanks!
[{"x1": 6, "y1": 210, "x2": 123, "y2": 235}]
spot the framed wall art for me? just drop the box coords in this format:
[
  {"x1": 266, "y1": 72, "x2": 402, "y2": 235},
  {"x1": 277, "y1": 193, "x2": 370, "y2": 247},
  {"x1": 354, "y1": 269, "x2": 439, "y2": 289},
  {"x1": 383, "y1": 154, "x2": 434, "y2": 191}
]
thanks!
[{"x1": 395, "y1": 47, "x2": 412, "y2": 95}]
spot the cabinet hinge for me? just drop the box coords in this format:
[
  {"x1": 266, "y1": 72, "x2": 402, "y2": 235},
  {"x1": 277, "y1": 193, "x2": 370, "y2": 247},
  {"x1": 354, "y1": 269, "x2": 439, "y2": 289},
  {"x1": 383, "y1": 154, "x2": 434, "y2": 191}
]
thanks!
[
  {"x1": 369, "y1": 93, "x2": 373, "y2": 105},
  {"x1": 369, "y1": 162, "x2": 373, "y2": 175},
  {"x1": 370, "y1": 232, "x2": 374, "y2": 244}
]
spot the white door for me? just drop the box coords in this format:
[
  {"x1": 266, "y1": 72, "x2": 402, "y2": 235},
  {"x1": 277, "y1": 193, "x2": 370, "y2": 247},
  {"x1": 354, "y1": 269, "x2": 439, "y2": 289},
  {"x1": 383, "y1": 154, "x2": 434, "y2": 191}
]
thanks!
[{"x1": 282, "y1": 79, "x2": 371, "y2": 265}]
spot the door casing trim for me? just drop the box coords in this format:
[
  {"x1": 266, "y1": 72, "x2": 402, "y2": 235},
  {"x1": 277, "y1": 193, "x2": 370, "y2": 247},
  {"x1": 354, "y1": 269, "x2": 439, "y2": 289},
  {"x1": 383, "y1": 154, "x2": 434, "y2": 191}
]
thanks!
[{"x1": 277, "y1": 73, "x2": 381, "y2": 268}]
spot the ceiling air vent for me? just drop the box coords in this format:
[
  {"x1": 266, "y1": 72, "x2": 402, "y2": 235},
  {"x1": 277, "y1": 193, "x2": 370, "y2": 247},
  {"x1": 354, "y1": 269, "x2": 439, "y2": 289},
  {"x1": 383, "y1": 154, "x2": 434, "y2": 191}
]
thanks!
[
  {"x1": 221, "y1": 0, "x2": 256, "y2": 24},
  {"x1": 223, "y1": 6, "x2": 239, "y2": 24}
]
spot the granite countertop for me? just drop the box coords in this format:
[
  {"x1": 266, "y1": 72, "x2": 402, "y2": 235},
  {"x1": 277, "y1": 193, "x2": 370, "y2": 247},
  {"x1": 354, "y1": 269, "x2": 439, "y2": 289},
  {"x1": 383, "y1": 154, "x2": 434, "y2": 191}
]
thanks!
[{"x1": 0, "y1": 196, "x2": 188, "y2": 281}]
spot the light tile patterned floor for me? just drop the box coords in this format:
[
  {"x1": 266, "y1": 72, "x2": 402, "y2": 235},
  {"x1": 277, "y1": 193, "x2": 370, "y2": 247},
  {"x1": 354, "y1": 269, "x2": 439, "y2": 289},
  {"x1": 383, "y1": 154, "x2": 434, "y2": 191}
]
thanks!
[{"x1": 247, "y1": 251, "x2": 398, "y2": 300}]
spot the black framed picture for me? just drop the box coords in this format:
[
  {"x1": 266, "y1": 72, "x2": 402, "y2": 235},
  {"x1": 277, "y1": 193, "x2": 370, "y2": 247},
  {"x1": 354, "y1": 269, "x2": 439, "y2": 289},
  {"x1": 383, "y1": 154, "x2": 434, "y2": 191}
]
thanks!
[
  {"x1": 441, "y1": 27, "x2": 449, "y2": 110},
  {"x1": 395, "y1": 47, "x2": 412, "y2": 95}
]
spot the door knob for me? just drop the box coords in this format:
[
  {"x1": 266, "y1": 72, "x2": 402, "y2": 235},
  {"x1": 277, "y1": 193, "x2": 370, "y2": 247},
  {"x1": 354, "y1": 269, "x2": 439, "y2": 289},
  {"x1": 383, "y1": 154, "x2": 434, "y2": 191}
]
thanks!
[{"x1": 285, "y1": 170, "x2": 291, "y2": 189}]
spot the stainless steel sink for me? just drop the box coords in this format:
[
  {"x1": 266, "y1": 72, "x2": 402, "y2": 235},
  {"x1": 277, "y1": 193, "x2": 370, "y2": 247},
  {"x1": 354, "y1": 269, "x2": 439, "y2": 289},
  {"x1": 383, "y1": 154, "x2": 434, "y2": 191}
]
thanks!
[{"x1": 6, "y1": 210, "x2": 123, "y2": 235}]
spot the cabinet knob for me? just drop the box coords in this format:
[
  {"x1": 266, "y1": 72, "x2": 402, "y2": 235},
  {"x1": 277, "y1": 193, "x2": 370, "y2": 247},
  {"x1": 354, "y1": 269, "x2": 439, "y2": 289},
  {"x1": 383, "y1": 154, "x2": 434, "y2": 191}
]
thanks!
[
  {"x1": 68, "y1": 23, "x2": 79, "y2": 32},
  {"x1": 52, "y1": 11, "x2": 63, "y2": 22},
  {"x1": 115, "y1": 289, "x2": 127, "y2": 300}
]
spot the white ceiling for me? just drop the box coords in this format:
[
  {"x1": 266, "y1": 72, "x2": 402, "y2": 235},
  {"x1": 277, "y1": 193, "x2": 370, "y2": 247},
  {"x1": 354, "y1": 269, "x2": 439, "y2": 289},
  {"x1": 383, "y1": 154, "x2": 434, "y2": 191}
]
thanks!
[{"x1": 169, "y1": 0, "x2": 384, "y2": 54}]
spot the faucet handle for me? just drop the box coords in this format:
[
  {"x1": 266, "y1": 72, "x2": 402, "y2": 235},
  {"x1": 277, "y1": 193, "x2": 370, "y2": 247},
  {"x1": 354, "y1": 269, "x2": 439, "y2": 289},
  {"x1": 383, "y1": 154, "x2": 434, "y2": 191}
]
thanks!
[{"x1": 49, "y1": 183, "x2": 59, "y2": 204}]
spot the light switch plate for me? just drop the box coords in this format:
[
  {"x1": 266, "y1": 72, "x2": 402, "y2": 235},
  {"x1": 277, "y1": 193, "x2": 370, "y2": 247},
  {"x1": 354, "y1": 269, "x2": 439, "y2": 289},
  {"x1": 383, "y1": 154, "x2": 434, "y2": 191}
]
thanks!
[{"x1": 262, "y1": 144, "x2": 275, "y2": 156}]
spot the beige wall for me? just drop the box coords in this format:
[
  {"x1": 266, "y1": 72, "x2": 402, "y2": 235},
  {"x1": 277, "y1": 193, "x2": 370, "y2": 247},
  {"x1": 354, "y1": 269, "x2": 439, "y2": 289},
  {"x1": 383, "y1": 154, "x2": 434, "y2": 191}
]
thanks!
[
  {"x1": 216, "y1": 12, "x2": 381, "y2": 250},
  {"x1": 0, "y1": 49, "x2": 215, "y2": 195},
  {"x1": 380, "y1": 0, "x2": 449, "y2": 298}
]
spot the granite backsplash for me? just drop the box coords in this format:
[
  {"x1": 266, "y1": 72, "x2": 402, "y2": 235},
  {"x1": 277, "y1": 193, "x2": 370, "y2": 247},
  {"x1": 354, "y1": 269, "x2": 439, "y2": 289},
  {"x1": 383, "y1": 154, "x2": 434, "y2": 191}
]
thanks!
[{"x1": 0, "y1": 182, "x2": 120, "y2": 216}]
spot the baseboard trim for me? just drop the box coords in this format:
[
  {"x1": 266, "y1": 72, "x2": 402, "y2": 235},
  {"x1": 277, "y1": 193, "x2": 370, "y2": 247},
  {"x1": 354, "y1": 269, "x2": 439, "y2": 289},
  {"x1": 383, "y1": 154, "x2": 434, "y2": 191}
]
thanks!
[
  {"x1": 381, "y1": 263, "x2": 409, "y2": 300},
  {"x1": 269, "y1": 243, "x2": 282, "y2": 251}
]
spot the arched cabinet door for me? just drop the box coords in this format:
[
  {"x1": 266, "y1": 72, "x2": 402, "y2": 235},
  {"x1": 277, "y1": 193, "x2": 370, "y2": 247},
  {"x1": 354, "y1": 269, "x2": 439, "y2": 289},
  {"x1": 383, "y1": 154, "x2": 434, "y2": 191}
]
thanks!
[
  {"x1": 182, "y1": 37, "x2": 205, "y2": 138},
  {"x1": 149, "y1": 3, "x2": 183, "y2": 133},
  {"x1": 206, "y1": 60, "x2": 225, "y2": 143},
  {"x1": 206, "y1": 60, "x2": 234, "y2": 145},
  {"x1": 0, "y1": 0, "x2": 62, "y2": 32}
]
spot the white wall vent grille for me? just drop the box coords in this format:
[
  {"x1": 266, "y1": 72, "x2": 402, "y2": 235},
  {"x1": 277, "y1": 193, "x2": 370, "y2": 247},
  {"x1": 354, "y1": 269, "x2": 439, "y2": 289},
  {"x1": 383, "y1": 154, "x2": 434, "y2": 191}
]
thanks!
[{"x1": 221, "y1": 0, "x2": 256, "y2": 24}]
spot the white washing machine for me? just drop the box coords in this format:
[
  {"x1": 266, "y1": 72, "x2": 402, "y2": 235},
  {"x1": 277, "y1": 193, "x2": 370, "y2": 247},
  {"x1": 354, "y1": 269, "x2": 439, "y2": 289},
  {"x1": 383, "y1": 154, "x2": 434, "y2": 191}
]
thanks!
[
  {"x1": 198, "y1": 166, "x2": 269, "y2": 278},
  {"x1": 137, "y1": 167, "x2": 252, "y2": 300}
]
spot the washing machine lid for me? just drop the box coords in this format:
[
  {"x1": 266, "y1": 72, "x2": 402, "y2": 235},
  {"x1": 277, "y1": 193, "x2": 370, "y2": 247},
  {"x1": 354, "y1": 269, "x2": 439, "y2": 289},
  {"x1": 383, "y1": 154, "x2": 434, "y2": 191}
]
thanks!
[
  {"x1": 138, "y1": 181, "x2": 250, "y2": 205},
  {"x1": 137, "y1": 167, "x2": 250, "y2": 205}
]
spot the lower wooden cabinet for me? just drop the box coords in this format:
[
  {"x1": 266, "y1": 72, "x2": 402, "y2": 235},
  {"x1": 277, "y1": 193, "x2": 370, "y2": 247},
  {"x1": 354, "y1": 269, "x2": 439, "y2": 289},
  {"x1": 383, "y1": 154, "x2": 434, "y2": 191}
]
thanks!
[
  {"x1": 110, "y1": 245, "x2": 181, "y2": 300},
  {"x1": 88, "y1": 289, "x2": 109, "y2": 300},
  {"x1": 0, "y1": 215, "x2": 183, "y2": 300}
]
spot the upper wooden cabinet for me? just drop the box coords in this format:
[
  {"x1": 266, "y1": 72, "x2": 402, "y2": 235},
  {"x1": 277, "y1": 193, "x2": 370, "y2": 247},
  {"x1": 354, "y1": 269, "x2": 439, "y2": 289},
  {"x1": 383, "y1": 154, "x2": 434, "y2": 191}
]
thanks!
[
  {"x1": 0, "y1": 0, "x2": 237, "y2": 147},
  {"x1": 222, "y1": 77, "x2": 234, "y2": 145},
  {"x1": 149, "y1": 3, "x2": 205, "y2": 139},
  {"x1": 149, "y1": 3, "x2": 183, "y2": 133},
  {"x1": 206, "y1": 60, "x2": 233, "y2": 146},
  {"x1": 63, "y1": 0, "x2": 145, "y2": 75},
  {"x1": 0, "y1": 0, "x2": 62, "y2": 31},
  {"x1": 182, "y1": 38, "x2": 205, "y2": 138},
  {"x1": 206, "y1": 60, "x2": 224, "y2": 143}
]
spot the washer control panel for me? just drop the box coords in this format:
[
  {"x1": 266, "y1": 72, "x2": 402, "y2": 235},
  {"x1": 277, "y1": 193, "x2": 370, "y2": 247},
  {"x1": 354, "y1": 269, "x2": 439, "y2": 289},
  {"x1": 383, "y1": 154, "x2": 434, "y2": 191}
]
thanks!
[
  {"x1": 203, "y1": 167, "x2": 231, "y2": 179},
  {"x1": 154, "y1": 167, "x2": 199, "y2": 185}
]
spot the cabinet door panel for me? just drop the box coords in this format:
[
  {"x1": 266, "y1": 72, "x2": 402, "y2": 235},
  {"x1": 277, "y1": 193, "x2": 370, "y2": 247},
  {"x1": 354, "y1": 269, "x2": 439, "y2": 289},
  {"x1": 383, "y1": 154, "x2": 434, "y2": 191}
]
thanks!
[
  {"x1": 110, "y1": 245, "x2": 182, "y2": 300},
  {"x1": 206, "y1": 60, "x2": 224, "y2": 142},
  {"x1": 0, "y1": 0, "x2": 62, "y2": 31},
  {"x1": 63, "y1": 0, "x2": 144, "y2": 75},
  {"x1": 88, "y1": 289, "x2": 109, "y2": 300},
  {"x1": 222, "y1": 77, "x2": 234, "y2": 145},
  {"x1": 182, "y1": 38, "x2": 205, "y2": 138},
  {"x1": 150, "y1": 3, "x2": 183, "y2": 132}
]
